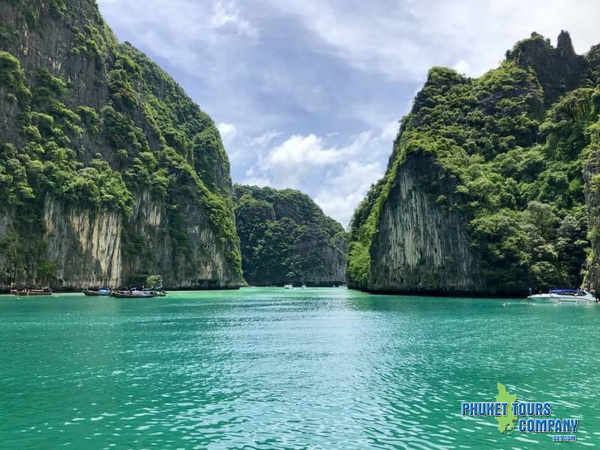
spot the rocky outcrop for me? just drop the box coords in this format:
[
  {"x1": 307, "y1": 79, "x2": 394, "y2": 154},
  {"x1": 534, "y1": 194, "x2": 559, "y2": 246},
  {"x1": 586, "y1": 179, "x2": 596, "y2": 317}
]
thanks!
[
  {"x1": 2, "y1": 191, "x2": 238, "y2": 290},
  {"x1": 0, "y1": 0, "x2": 242, "y2": 290},
  {"x1": 584, "y1": 45, "x2": 600, "y2": 291},
  {"x1": 584, "y1": 160, "x2": 600, "y2": 293},
  {"x1": 292, "y1": 224, "x2": 347, "y2": 287},
  {"x1": 507, "y1": 31, "x2": 589, "y2": 106},
  {"x1": 43, "y1": 196, "x2": 122, "y2": 289},
  {"x1": 122, "y1": 191, "x2": 236, "y2": 289},
  {"x1": 349, "y1": 32, "x2": 599, "y2": 296}
]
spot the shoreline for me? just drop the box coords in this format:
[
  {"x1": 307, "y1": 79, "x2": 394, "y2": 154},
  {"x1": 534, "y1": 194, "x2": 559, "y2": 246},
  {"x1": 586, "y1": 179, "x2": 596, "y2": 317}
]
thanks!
[
  {"x1": 349, "y1": 285, "x2": 531, "y2": 299},
  {"x1": 2, "y1": 285, "x2": 527, "y2": 299},
  {"x1": 0, "y1": 286, "x2": 243, "y2": 295}
]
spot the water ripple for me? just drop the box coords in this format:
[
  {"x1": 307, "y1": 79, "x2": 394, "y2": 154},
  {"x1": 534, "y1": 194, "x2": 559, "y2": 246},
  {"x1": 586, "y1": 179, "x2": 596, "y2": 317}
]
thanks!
[{"x1": 0, "y1": 289, "x2": 598, "y2": 448}]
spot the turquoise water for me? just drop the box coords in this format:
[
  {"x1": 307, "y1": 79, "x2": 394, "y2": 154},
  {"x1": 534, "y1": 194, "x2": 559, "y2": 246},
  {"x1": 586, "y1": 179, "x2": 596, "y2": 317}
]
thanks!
[{"x1": 0, "y1": 288, "x2": 599, "y2": 449}]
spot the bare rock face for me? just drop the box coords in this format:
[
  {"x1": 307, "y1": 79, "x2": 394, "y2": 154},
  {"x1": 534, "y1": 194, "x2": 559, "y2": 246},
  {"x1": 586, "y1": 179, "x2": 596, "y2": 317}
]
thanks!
[
  {"x1": 507, "y1": 31, "x2": 588, "y2": 106},
  {"x1": 0, "y1": 0, "x2": 242, "y2": 290},
  {"x1": 369, "y1": 154, "x2": 484, "y2": 294},
  {"x1": 122, "y1": 191, "x2": 234, "y2": 289},
  {"x1": 43, "y1": 197, "x2": 122, "y2": 288}
]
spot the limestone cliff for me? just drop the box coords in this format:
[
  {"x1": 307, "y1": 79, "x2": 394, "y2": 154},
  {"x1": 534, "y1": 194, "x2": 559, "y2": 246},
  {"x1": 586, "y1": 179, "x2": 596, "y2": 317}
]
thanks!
[
  {"x1": 234, "y1": 185, "x2": 347, "y2": 287},
  {"x1": 349, "y1": 31, "x2": 600, "y2": 296},
  {"x1": 369, "y1": 153, "x2": 485, "y2": 294},
  {"x1": 0, "y1": 0, "x2": 242, "y2": 289},
  {"x1": 583, "y1": 43, "x2": 600, "y2": 292}
]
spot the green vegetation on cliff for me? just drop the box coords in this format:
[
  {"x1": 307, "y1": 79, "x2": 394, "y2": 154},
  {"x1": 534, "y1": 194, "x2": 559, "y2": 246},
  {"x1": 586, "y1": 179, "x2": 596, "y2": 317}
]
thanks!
[
  {"x1": 234, "y1": 185, "x2": 347, "y2": 286},
  {"x1": 349, "y1": 31, "x2": 600, "y2": 293},
  {"x1": 0, "y1": 0, "x2": 241, "y2": 287}
]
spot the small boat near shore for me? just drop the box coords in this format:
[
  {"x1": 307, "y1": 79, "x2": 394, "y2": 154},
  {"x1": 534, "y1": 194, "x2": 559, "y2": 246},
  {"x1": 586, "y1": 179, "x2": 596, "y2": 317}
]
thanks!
[
  {"x1": 284, "y1": 284, "x2": 293, "y2": 289},
  {"x1": 83, "y1": 288, "x2": 110, "y2": 297},
  {"x1": 10, "y1": 288, "x2": 53, "y2": 296},
  {"x1": 528, "y1": 289, "x2": 597, "y2": 303},
  {"x1": 111, "y1": 288, "x2": 156, "y2": 298}
]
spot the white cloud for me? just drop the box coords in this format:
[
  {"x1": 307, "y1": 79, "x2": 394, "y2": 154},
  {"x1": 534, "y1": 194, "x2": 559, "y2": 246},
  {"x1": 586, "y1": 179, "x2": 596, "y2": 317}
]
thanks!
[
  {"x1": 269, "y1": 134, "x2": 344, "y2": 167},
  {"x1": 380, "y1": 120, "x2": 400, "y2": 142},
  {"x1": 259, "y1": 130, "x2": 376, "y2": 192},
  {"x1": 238, "y1": 125, "x2": 394, "y2": 225},
  {"x1": 260, "y1": 1, "x2": 429, "y2": 80},
  {"x1": 261, "y1": 0, "x2": 600, "y2": 79},
  {"x1": 217, "y1": 122, "x2": 237, "y2": 144},
  {"x1": 210, "y1": 1, "x2": 258, "y2": 37},
  {"x1": 314, "y1": 161, "x2": 383, "y2": 227},
  {"x1": 453, "y1": 60, "x2": 471, "y2": 75},
  {"x1": 241, "y1": 176, "x2": 271, "y2": 187},
  {"x1": 250, "y1": 131, "x2": 282, "y2": 147},
  {"x1": 240, "y1": 168, "x2": 271, "y2": 187}
]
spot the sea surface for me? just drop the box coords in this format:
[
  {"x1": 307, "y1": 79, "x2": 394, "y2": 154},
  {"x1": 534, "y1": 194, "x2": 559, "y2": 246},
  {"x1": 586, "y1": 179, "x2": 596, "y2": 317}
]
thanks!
[{"x1": 0, "y1": 288, "x2": 599, "y2": 449}]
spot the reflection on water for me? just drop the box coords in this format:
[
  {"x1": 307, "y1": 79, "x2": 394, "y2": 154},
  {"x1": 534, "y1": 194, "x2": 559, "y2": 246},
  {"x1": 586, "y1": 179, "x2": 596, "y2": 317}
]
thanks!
[{"x1": 0, "y1": 288, "x2": 599, "y2": 448}]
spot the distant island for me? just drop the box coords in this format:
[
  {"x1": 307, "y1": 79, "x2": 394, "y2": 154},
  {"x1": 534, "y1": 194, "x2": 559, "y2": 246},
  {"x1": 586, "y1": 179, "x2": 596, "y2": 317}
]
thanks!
[{"x1": 234, "y1": 185, "x2": 347, "y2": 287}]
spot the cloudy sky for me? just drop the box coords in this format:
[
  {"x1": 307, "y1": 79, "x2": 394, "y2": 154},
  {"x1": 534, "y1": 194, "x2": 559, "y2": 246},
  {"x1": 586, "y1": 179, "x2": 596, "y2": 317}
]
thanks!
[{"x1": 97, "y1": 0, "x2": 600, "y2": 226}]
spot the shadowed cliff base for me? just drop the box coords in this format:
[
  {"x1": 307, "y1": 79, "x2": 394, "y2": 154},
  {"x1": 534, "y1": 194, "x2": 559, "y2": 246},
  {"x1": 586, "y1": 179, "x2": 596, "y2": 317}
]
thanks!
[
  {"x1": 247, "y1": 282, "x2": 345, "y2": 288},
  {"x1": 349, "y1": 285, "x2": 530, "y2": 299}
]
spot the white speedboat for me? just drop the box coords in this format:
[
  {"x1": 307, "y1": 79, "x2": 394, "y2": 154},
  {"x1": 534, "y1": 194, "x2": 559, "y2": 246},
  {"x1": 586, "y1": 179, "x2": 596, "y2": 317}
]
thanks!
[
  {"x1": 528, "y1": 289, "x2": 596, "y2": 303},
  {"x1": 284, "y1": 284, "x2": 293, "y2": 289}
]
